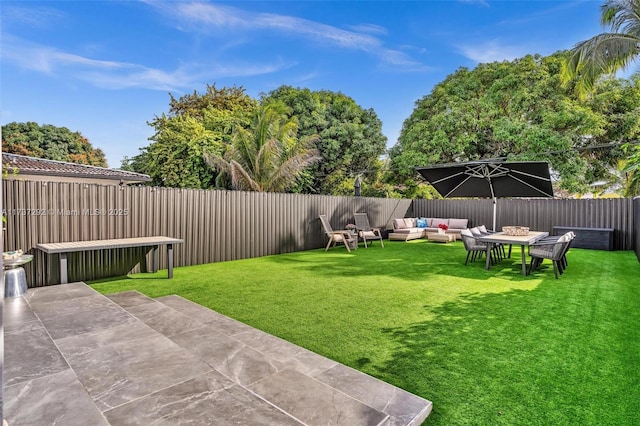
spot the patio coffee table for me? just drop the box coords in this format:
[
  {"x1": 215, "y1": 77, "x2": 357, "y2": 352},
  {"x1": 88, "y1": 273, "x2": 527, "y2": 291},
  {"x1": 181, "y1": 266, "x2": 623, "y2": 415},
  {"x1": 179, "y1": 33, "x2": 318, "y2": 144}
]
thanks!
[
  {"x1": 478, "y1": 231, "x2": 548, "y2": 275},
  {"x1": 427, "y1": 233, "x2": 455, "y2": 243}
]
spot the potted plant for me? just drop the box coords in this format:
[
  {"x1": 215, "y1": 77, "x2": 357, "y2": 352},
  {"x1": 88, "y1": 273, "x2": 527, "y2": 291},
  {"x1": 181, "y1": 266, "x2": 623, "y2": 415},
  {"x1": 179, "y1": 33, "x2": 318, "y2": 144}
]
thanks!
[
  {"x1": 345, "y1": 224, "x2": 357, "y2": 235},
  {"x1": 438, "y1": 223, "x2": 449, "y2": 234}
]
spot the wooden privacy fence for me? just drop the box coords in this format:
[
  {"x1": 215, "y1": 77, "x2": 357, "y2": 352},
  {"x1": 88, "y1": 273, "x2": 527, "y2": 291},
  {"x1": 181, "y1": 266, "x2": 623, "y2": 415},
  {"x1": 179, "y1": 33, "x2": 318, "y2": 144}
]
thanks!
[
  {"x1": 2, "y1": 180, "x2": 411, "y2": 287},
  {"x1": 2, "y1": 180, "x2": 637, "y2": 287}
]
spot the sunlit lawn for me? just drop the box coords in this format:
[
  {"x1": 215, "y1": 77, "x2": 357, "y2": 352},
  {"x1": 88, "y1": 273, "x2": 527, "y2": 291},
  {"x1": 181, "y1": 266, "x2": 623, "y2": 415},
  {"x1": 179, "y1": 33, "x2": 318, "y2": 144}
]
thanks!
[{"x1": 91, "y1": 240, "x2": 640, "y2": 425}]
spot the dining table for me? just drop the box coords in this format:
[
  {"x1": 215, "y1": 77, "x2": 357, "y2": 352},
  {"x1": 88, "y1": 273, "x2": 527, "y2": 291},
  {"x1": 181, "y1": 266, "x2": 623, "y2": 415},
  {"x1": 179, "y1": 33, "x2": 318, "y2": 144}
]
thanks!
[{"x1": 478, "y1": 231, "x2": 549, "y2": 276}]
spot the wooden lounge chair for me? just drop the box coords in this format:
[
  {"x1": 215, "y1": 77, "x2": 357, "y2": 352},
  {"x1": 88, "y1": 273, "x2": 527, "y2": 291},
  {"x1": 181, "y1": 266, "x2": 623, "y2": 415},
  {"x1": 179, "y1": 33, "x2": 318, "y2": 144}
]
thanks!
[
  {"x1": 319, "y1": 215, "x2": 356, "y2": 253},
  {"x1": 353, "y1": 213, "x2": 384, "y2": 248}
]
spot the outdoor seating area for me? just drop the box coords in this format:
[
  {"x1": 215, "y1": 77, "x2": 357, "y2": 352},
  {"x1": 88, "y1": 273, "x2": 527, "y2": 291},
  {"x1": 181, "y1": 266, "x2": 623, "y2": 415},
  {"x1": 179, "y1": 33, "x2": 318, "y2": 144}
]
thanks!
[
  {"x1": 320, "y1": 213, "x2": 384, "y2": 251},
  {"x1": 389, "y1": 217, "x2": 469, "y2": 241}
]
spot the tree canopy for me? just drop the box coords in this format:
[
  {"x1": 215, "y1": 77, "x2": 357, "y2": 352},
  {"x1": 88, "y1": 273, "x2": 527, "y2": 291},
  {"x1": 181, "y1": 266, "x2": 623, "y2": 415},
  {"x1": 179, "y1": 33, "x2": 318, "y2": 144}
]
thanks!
[
  {"x1": 204, "y1": 102, "x2": 321, "y2": 192},
  {"x1": 389, "y1": 52, "x2": 640, "y2": 195},
  {"x1": 261, "y1": 86, "x2": 388, "y2": 194},
  {"x1": 125, "y1": 84, "x2": 387, "y2": 194},
  {"x1": 122, "y1": 84, "x2": 257, "y2": 188},
  {"x1": 2, "y1": 121, "x2": 107, "y2": 167}
]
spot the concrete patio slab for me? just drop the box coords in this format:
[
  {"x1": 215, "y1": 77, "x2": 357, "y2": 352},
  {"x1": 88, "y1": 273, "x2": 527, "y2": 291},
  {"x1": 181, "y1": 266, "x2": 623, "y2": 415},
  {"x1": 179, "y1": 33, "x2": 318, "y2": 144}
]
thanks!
[{"x1": 3, "y1": 283, "x2": 432, "y2": 425}]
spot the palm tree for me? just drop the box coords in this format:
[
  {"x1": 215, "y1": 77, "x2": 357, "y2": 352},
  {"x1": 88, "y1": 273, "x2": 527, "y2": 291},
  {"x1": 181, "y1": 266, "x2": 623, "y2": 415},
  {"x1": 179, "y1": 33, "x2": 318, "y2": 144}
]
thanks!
[
  {"x1": 204, "y1": 102, "x2": 321, "y2": 192},
  {"x1": 562, "y1": 0, "x2": 640, "y2": 96}
]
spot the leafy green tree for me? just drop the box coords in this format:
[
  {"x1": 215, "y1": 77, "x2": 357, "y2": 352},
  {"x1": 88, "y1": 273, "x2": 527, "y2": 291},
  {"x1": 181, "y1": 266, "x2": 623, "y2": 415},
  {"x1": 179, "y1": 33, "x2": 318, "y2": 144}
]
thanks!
[
  {"x1": 390, "y1": 52, "x2": 640, "y2": 195},
  {"x1": 562, "y1": 0, "x2": 640, "y2": 97},
  {"x1": 2, "y1": 121, "x2": 107, "y2": 166},
  {"x1": 261, "y1": 86, "x2": 387, "y2": 194},
  {"x1": 204, "y1": 103, "x2": 321, "y2": 192},
  {"x1": 622, "y1": 142, "x2": 640, "y2": 196},
  {"x1": 125, "y1": 115, "x2": 222, "y2": 188},
  {"x1": 123, "y1": 85, "x2": 257, "y2": 188}
]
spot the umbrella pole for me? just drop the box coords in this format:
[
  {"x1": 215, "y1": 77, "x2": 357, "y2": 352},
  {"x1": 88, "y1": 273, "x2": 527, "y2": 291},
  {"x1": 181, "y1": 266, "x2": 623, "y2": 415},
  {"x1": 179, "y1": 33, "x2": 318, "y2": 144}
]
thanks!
[{"x1": 492, "y1": 197, "x2": 497, "y2": 232}]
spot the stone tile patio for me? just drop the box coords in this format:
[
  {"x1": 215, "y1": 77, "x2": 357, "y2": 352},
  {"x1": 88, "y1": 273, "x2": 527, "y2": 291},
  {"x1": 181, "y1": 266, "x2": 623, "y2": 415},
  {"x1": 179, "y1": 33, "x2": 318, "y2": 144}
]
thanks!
[{"x1": 3, "y1": 283, "x2": 432, "y2": 425}]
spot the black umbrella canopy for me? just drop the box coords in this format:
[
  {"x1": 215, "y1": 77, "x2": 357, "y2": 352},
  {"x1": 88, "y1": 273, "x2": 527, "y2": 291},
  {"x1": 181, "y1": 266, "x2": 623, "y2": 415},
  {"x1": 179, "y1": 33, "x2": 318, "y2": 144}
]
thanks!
[
  {"x1": 416, "y1": 161, "x2": 554, "y2": 199},
  {"x1": 416, "y1": 161, "x2": 554, "y2": 231}
]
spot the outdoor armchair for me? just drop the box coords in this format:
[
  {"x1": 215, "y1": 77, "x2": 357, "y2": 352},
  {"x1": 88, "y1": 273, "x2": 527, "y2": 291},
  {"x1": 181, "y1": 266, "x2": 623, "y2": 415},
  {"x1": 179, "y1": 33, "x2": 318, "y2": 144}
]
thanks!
[
  {"x1": 353, "y1": 213, "x2": 384, "y2": 248},
  {"x1": 319, "y1": 215, "x2": 356, "y2": 253},
  {"x1": 471, "y1": 226, "x2": 505, "y2": 260},
  {"x1": 461, "y1": 228, "x2": 496, "y2": 265},
  {"x1": 528, "y1": 232, "x2": 574, "y2": 278},
  {"x1": 460, "y1": 229, "x2": 501, "y2": 265}
]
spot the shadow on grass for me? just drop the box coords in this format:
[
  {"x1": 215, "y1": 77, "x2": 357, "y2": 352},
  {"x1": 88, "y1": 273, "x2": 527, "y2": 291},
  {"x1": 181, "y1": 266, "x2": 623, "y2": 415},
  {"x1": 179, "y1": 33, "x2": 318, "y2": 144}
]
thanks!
[
  {"x1": 265, "y1": 239, "x2": 541, "y2": 283},
  {"x1": 371, "y1": 253, "x2": 640, "y2": 426},
  {"x1": 88, "y1": 242, "x2": 640, "y2": 425}
]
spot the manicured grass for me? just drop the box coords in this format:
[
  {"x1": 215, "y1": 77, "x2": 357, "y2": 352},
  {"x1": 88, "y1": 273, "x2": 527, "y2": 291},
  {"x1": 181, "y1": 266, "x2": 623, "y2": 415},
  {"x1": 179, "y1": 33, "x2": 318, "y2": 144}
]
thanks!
[{"x1": 90, "y1": 240, "x2": 640, "y2": 425}]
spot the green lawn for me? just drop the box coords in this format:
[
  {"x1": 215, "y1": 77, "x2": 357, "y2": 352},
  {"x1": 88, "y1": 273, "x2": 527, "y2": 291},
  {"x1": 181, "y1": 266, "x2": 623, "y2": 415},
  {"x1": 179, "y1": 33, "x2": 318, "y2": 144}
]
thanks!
[{"x1": 90, "y1": 240, "x2": 640, "y2": 425}]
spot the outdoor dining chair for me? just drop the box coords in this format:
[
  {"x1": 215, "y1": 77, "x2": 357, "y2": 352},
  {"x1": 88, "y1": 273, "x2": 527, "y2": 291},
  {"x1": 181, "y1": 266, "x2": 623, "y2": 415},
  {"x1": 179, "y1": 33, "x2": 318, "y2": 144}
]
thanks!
[
  {"x1": 471, "y1": 226, "x2": 504, "y2": 261},
  {"x1": 319, "y1": 215, "x2": 356, "y2": 253},
  {"x1": 528, "y1": 232, "x2": 574, "y2": 278},
  {"x1": 460, "y1": 228, "x2": 499, "y2": 265},
  {"x1": 353, "y1": 213, "x2": 384, "y2": 248}
]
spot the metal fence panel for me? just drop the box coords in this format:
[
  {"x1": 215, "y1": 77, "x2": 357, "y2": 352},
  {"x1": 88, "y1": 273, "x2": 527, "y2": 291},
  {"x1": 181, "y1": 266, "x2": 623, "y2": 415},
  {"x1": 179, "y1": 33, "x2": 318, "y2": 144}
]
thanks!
[
  {"x1": 2, "y1": 181, "x2": 412, "y2": 286},
  {"x1": 3, "y1": 180, "x2": 636, "y2": 287},
  {"x1": 413, "y1": 198, "x2": 634, "y2": 250}
]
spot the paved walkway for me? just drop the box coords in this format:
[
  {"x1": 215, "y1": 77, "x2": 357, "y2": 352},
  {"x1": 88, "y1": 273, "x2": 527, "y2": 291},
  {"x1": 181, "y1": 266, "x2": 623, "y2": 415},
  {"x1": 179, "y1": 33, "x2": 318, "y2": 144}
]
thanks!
[{"x1": 4, "y1": 283, "x2": 432, "y2": 425}]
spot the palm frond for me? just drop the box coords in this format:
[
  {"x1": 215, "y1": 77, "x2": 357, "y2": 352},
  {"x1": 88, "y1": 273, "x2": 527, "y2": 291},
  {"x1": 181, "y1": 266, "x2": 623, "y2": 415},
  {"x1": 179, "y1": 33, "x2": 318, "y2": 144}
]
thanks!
[
  {"x1": 229, "y1": 160, "x2": 262, "y2": 191},
  {"x1": 563, "y1": 0, "x2": 640, "y2": 97}
]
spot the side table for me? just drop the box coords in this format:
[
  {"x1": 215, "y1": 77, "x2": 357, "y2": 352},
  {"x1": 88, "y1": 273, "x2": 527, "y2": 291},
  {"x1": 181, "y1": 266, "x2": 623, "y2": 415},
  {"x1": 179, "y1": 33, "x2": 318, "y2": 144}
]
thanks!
[{"x1": 4, "y1": 254, "x2": 33, "y2": 298}]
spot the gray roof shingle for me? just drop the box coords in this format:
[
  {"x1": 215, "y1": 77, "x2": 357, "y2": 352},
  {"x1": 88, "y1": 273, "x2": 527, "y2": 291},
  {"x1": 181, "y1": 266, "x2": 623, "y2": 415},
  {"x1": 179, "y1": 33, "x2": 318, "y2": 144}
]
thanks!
[{"x1": 2, "y1": 153, "x2": 151, "y2": 183}]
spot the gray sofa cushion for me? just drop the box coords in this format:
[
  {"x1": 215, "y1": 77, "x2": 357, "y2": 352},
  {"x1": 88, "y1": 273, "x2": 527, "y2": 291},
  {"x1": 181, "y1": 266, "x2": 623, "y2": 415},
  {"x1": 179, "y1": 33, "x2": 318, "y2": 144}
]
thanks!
[
  {"x1": 431, "y1": 218, "x2": 449, "y2": 228},
  {"x1": 448, "y1": 218, "x2": 468, "y2": 229},
  {"x1": 393, "y1": 227, "x2": 423, "y2": 234},
  {"x1": 393, "y1": 218, "x2": 407, "y2": 229}
]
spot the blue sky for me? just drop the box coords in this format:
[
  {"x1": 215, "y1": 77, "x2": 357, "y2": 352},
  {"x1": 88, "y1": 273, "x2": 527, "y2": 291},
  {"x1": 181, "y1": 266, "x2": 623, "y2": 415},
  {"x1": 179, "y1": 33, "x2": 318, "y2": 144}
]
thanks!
[{"x1": 1, "y1": 1, "x2": 606, "y2": 168}]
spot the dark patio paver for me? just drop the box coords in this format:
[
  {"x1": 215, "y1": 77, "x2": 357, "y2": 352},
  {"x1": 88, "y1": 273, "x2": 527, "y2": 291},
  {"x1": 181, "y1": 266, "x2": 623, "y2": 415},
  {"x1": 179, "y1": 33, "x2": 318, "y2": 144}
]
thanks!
[{"x1": 3, "y1": 283, "x2": 432, "y2": 425}]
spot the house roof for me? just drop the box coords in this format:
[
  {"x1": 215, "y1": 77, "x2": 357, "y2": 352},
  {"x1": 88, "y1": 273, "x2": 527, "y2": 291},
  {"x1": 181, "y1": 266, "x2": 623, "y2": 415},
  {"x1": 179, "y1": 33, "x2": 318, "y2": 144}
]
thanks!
[{"x1": 1, "y1": 153, "x2": 151, "y2": 184}]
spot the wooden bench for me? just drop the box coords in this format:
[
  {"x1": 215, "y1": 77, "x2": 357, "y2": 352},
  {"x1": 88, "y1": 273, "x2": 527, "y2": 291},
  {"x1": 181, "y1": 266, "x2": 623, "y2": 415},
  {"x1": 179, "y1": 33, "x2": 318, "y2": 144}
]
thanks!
[
  {"x1": 36, "y1": 236, "x2": 184, "y2": 284},
  {"x1": 552, "y1": 226, "x2": 614, "y2": 251}
]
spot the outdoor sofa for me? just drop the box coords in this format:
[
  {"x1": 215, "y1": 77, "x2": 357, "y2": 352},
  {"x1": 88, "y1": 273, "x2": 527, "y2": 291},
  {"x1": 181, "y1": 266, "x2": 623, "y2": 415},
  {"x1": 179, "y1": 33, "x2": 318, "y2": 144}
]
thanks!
[{"x1": 389, "y1": 217, "x2": 469, "y2": 241}]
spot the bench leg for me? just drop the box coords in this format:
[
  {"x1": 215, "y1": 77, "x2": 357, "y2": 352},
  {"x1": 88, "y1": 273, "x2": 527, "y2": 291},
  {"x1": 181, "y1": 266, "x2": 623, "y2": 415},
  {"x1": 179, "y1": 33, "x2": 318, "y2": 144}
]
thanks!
[
  {"x1": 167, "y1": 243, "x2": 174, "y2": 279},
  {"x1": 59, "y1": 253, "x2": 68, "y2": 284},
  {"x1": 152, "y1": 245, "x2": 159, "y2": 273}
]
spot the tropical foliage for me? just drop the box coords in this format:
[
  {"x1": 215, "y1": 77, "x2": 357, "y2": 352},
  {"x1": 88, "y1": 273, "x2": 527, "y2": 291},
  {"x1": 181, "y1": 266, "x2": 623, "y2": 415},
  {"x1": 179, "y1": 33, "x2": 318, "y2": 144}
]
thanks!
[
  {"x1": 261, "y1": 86, "x2": 387, "y2": 194},
  {"x1": 389, "y1": 52, "x2": 640, "y2": 195},
  {"x1": 122, "y1": 84, "x2": 257, "y2": 188},
  {"x1": 125, "y1": 84, "x2": 387, "y2": 194},
  {"x1": 2, "y1": 121, "x2": 107, "y2": 166},
  {"x1": 562, "y1": 0, "x2": 640, "y2": 97},
  {"x1": 203, "y1": 103, "x2": 321, "y2": 192}
]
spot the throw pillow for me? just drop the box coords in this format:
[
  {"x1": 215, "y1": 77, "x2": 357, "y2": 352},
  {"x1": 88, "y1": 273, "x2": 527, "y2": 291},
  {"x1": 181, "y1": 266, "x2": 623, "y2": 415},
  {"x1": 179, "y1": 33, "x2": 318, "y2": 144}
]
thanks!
[
  {"x1": 416, "y1": 218, "x2": 427, "y2": 228},
  {"x1": 393, "y1": 219, "x2": 407, "y2": 229}
]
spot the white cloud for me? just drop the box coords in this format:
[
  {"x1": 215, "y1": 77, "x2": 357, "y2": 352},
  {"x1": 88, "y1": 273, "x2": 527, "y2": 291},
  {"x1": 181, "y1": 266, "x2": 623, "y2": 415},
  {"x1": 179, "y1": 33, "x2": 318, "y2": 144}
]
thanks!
[
  {"x1": 346, "y1": 23, "x2": 388, "y2": 36},
  {"x1": 457, "y1": 0, "x2": 490, "y2": 7},
  {"x1": 147, "y1": 1, "x2": 422, "y2": 69},
  {"x1": 1, "y1": 5, "x2": 66, "y2": 29},
  {"x1": 456, "y1": 39, "x2": 527, "y2": 63},
  {"x1": 0, "y1": 35, "x2": 290, "y2": 91}
]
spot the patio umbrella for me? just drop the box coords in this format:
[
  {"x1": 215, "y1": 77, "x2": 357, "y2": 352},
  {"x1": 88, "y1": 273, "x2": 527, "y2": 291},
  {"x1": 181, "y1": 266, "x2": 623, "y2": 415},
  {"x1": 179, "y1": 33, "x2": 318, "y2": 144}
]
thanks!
[{"x1": 416, "y1": 161, "x2": 554, "y2": 231}]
